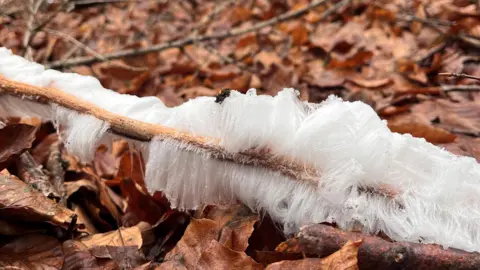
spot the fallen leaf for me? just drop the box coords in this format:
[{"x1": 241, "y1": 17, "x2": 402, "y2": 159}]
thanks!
[
  {"x1": 347, "y1": 77, "x2": 392, "y2": 88},
  {"x1": 94, "y1": 145, "x2": 117, "y2": 179},
  {"x1": 203, "y1": 204, "x2": 259, "y2": 252},
  {"x1": 177, "y1": 86, "x2": 218, "y2": 100},
  {"x1": 275, "y1": 238, "x2": 303, "y2": 253},
  {"x1": 164, "y1": 218, "x2": 221, "y2": 269},
  {"x1": 289, "y1": 22, "x2": 309, "y2": 46},
  {"x1": 250, "y1": 250, "x2": 303, "y2": 266},
  {"x1": 0, "y1": 234, "x2": 64, "y2": 269},
  {"x1": 80, "y1": 225, "x2": 143, "y2": 249},
  {"x1": 266, "y1": 240, "x2": 361, "y2": 270},
  {"x1": 0, "y1": 123, "x2": 37, "y2": 170},
  {"x1": 388, "y1": 121, "x2": 457, "y2": 144},
  {"x1": 197, "y1": 240, "x2": 263, "y2": 270},
  {"x1": 255, "y1": 51, "x2": 282, "y2": 71},
  {"x1": 17, "y1": 152, "x2": 61, "y2": 201},
  {"x1": 62, "y1": 240, "x2": 118, "y2": 269},
  {"x1": 327, "y1": 50, "x2": 373, "y2": 69},
  {"x1": 0, "y1": 174, "x2": 79, "y2": 229}
]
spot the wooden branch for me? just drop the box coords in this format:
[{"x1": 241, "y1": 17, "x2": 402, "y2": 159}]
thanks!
[
  {"x1": 0, "y1": 75, "x2": 317, "y2": 184},
  {"x1": 45, "y1": 0, "x2": 350, "y2": 69},
  {"x1": 298, "y1": 224, "x2": 480, "y2": 269},
  {"x1": 439, "y1": 72, "x2": 480, "y2": 82}
]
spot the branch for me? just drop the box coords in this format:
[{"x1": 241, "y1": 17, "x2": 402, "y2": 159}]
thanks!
[
  {"x1": 298, "y1": 224, "x2": 480, "y2": 269},
  {"x1": 45, "y1": 0, "x2": 350, "y2": 69},
  {"x1": 0, "y1": 75, "x2": 317, "y2": 184},
  {"x1": 438, "y1": 72, "x2": 480, "y2": 81}
]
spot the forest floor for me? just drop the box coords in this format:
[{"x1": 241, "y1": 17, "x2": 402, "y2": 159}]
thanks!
[{"x1": 0, "y1": 0, "x2": 479, "y2": 269}]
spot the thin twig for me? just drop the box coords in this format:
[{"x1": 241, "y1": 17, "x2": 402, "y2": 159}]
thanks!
[
  {"x1": 441, "y1": 84, "x2": 480, "y2": 92},
  {"x1": 44, "y1": 28, "x2": 147, "y2": 71},
  {"x1": 438, "y1": 72, "x2": 480, "y2": 81},
  {"x1": 45, "y1": 0, "x2": 350, "y2": 69},
  {"x1": 22, "y1": 0, "x2": 44, "y2": 60}
]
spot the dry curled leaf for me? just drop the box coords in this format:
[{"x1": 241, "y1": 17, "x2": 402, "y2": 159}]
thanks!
[
  {"x1": 0, "y1": 123, "x2": 37, "y2": 170},
  {"x1": 0, "y1": 234, "x2": 64, "y2": 269},
  {"x1": 197, "y1": 240, "x2": 263, "y2": 270},
  {"x1": 80, "y1": 225, "x2": 143, "y2": 249},
  {"x1": 164, "y1": 218, "x2": 221, "y2": 269},
  {"x1": 0, "y1": 175, "x2": 79, "y2": 229},
  {"x1": 203, "y1": 204, "x2": 259, "y2": 252},
  {"x1": 266, "y1": 240, "x2": 361, "y2": 270}
]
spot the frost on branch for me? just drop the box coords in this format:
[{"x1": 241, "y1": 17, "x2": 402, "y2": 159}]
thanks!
[{"x1": 1, "y1": 47, "x2": 480, "y2": 252}]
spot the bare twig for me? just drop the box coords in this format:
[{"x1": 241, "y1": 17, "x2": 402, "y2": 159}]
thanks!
[
  {"x1": 438, "y1": 72, "x2": 480, "y2": 81},
  {"x1": 72, "y1": 0, "x2": 133, "y2": 5},
  {"x1": 44, "y1": 28, "x2": 147, "y2": 71},
  {"x1": 45, "y1": 0, "x2": 350, "y2": 69},
  {"x1": 441, "y1": 84, "x2": 480, "y2": 92},
  {"x1": 22, "y1": 0, "x2": 44, "y2": 60}
]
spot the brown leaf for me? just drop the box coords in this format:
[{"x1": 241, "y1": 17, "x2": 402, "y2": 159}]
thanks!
[
  {"x1": 80, "y1": 225, "x2": 143, "y2": 249},
  {"x1": 62, "y1": 240, "x2": 118, "y2": 269},
  {"x1": 289, "y1": 23, "x2": 309, "y2": 46},
  {"x1": 413, "y1": 100, "x2": 480, "y2": 134},
  {"x1": 83, "y1": 166, "x2": 123, "y2": 221},
  {"x1": 266, "y1": 240, "x2": 361, "y2": 270},
  {"x1": 347, "y1": 77, "x2": 392, "y2": 88},
  {"x1": 31, "y1": 133, "x2": 59, "y2": 165},
  {"x1": 230, "y1": 73, "x2": 252, "y2": 93},
  {"x1": 275, "y1": 238, "x2": 303, "y2": 253},
  {"x1": 440, "y1": 136, "x2": 480, "y2": 162},
  {"x1": 94, "y1": 145, "x2": 117, "y2": 179},
  {"x1": 255, "y1": 51, "x2": 282, "y2": 71},
  {"x1": 165, "y1": 218, "x2": 221, "y2": 269},
  {"x1": 197, "y1": 240, "x2": 263, "y2": 270},
  {"x1": 120, "y1": 177, "x2": 167, "y2": 226},
  {"x1": 327, "y1": 50, "x2": 373, "y2": 69},
  {"x1": 0, "y1": 174, "x2": 79, "y2": 229},
  {"x1": 0, "y1": 123, "x2": 37, "y2": 170},
  {"x1": 0, "y1": 234, "x2": 64, "y2": 269},
  {"x1": 203, "y1": 204, "x2": 259, "y2": 252},
  {"x1": 251, "y1": 250, "x2": 303, "y2": 266},
  {"x1": 388, "y1": 121, "x2": 457, "y2": 144},
  {"x1": 177, "y1": 86, "x2": 218, "y2": 100},
  {"x1": 230, "y1": 7, "x2": 252, "y2": 26},
  {"x1": 17, "y1": 152, "x2": 61, "y2": 201},
  {"x1": 116, "y1": 149, "x2": 146, "y2": 187}
]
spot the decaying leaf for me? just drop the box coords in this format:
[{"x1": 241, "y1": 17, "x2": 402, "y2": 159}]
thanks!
[
  {"x1": 266, "y1": 240, "x2": 362, "y2": 270},
  {"x1": 0, "y1": 123, "x2": 37, "y2": 170},
  {"x1": 164, "y1": 218, "x2": 221, "y2": 269},
  {"x1": 197, "y1": 240, "x2": 263, "y2": 270},
  {"x1": 80, "y1": 225, "x2": 143, "y2": 249},
  {"x1": 203, "y1": 204, "x2": 259, "y2": 252},
  {"x1": 0, "y1": 234, "x2": 64, "y2": 269},
  {"x1": 0, "y1": 175, "x2": 79, "y2": 229}
]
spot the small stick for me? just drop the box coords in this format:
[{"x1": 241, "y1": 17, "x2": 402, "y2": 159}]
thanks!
[
  {"x1": 299, "y1": 224, "x2": 480, "y2": 269},
  {"x1": 45, "y1": 0, "x2": 350, "y2": 69},
  {"x1": 438, "y1": 72, "x2": 480, "y2": 81}
]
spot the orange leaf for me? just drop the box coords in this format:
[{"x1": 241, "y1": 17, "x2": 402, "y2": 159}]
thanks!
[{"x1": 267, "y1": 240, "x2": 361, "y2": 270}]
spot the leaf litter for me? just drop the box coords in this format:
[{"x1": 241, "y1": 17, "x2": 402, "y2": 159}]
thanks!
[{"x1": 1, "y1": 0, "x2": 480, "y2": 269}]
